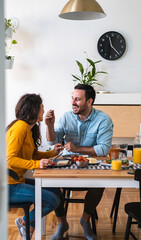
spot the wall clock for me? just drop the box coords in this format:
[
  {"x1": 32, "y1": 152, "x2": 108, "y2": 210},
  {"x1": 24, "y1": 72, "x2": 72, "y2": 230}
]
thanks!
[{"x1": 97, "y1": 31, "x2": 126, "y2": 60}]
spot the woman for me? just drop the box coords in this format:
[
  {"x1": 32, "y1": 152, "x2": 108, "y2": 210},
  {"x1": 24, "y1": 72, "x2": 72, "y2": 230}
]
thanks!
[{"x1": 7, "y1": 93, "x2": 65, "y2": 240}]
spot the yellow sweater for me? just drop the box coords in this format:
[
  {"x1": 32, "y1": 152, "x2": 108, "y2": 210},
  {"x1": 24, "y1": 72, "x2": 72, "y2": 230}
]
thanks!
[{"x1": 7, "y1": 120, "x2": 56, "y2": 184}]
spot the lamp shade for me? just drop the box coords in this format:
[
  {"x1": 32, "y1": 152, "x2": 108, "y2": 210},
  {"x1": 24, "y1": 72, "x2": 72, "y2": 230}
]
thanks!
[{"x1": 59, "y1": 0, "x2": 106, "y2": 20}]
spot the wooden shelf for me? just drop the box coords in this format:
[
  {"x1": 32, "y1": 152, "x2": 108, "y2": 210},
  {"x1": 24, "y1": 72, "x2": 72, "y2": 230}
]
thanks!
[{"x1": 95, "y1": 93, "x2": 141, "y2": 105}]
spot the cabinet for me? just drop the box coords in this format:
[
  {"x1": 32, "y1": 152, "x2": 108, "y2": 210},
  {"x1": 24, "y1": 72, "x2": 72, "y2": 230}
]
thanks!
[{"x1": 94, "y1": 93, "x2": 141, "y2": 138}]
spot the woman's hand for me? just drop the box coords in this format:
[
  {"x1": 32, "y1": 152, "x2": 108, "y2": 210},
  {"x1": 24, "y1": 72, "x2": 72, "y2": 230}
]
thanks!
[
  {"x1": 54, "y1": 143, "x2": 64, "y2": 155},
  {"x1": 39, "y1": 158, "x2": 53, "y2": 168}
]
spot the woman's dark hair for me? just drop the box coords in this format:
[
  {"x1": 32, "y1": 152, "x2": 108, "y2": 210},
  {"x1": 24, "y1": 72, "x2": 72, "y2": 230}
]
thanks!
[
  {"x1": 7, "y1": 93, "x2": 42, "y2": 149},
  {"x1": 74, "y1": 84, "x2": 96, "y2": 105}
]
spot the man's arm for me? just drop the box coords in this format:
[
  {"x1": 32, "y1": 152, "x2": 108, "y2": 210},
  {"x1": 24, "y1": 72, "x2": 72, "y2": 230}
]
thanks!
[{"x1": 64, "y1": 142, "x2": 97, "y2": 156}]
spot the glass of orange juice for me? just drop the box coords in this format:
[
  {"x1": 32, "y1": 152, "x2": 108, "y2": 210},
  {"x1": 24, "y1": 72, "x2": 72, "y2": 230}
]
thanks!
[
  {"x1": 112, "y1": 160, "x2": 122, "y2": 171},
  {"x1": 133, "y1": 148, "x2": 141, "y2": 164},
  {"x1": 111, "y1": 150, "x2": 122, "y2": 171},
  {"x1": 133, "y1": 133, "x2": 141, "y2": 164}
]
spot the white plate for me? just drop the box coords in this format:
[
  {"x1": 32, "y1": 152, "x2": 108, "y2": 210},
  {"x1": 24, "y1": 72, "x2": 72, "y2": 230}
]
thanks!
[
  {"x1": 100, "y1": 160, "x2": 133, "y2": 169},
  {"x1": 88, "y1": 160, "x2": 101, "y2": 165}
]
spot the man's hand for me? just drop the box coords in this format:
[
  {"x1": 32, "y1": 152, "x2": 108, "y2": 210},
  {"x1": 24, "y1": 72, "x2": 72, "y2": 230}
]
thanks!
[
  {"x1": 64, "y1": 142, "x2": 77, "y2": 152},
  {"x1": 45, "y1": 110, "x2": 55, "y2": 126},
  {"x1": 54, "y1": 143, "x2": 64, "y2": 155}
]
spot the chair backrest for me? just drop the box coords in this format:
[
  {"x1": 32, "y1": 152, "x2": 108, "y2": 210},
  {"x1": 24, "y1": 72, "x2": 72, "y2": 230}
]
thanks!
[
  {"x1": 8, "y1": 169, "x2": 19, "y2": 180},
  {"x1": 134, "y1": 169, "x2": 141, "y2": 201}
]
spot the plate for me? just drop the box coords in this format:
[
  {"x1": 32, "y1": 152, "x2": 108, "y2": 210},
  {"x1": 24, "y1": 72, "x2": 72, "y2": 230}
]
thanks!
[
  {"x1": 87, "y1": 158, "x2": 101, "y2": 165},
  {"x1": 47, "y1": 159, "x2": 71, "y2": 168},
  {"x1": 100, "y1": 160, "x2": 133, "y2": 169},
  {"x1": 62, "y1": 155, "x2": 72, "y2": 160},
  {"x1": 62, "y1": 154, "x2": 89, "y2": 160}
]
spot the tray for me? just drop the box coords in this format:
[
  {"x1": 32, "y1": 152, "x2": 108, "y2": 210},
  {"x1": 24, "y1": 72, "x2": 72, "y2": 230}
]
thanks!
[{"x1": 47, "y1": 159, "x2": 71, "y2": 168}]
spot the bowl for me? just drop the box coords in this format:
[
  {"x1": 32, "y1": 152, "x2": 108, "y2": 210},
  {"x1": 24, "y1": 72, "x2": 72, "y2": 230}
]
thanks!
[{"x1": 75, "y1": 160, "x2": 89, "y2": 168}]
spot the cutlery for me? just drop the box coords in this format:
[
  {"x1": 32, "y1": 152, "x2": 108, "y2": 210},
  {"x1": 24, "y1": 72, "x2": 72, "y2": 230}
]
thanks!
[
  {"x1": 61, "y1": 135, "x2": 66, "y2": 146},
  {"x1": 52, "y1": 150, "x2": 64, "y2": 161}
]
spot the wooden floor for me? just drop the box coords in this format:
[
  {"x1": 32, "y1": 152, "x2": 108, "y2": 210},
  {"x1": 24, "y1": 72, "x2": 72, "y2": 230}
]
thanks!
[{"x1": 8, "y1": 188, "x2": 141, "y2": 240}]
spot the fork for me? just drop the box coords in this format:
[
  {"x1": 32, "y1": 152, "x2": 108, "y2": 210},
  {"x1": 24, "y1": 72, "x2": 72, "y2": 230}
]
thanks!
[{"x1": 52, "y1": 150, "x2": 64, "y2": 161}]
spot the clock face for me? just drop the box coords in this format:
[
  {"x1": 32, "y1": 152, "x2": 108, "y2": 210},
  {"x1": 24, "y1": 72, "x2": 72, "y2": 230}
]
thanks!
[{"x1": 97, "y1": 31, "x2": 126, "y2": 60}]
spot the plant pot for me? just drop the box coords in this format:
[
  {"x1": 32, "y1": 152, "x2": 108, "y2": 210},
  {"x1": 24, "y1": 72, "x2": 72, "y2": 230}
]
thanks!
[
  {"x1": 5, "y1": 58, "x2": 14, "y2": 69},
  {"x1": 5, "y1": 28, "x2": 13, "y2": 39}
]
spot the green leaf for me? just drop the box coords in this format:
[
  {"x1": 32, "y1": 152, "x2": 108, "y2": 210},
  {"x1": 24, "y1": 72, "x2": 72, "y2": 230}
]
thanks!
[
  {"x1": 96, "y1": 71, "x2": 108, "y2": 74},
  {"x1": 72, "y1": 74, "x2": 81, "y2": 81},
  {"x1": 86, "y1": 58, "x2": 94, "y2": 67},
  {"x1": 94, "y1": 60, "x2": 102, "y2": 64},
  {"x1": 92, "y1": 65, "x2": 96, "y2": 77},
  {"x1": 76, "y1": 61, "x2": 84, "y2": 75},
  {"x1": 12, "y1": 40, "x2": 17, "y2": 44}
]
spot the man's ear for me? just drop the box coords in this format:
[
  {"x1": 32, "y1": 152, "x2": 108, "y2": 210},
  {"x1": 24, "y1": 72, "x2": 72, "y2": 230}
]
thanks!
[{"x1": 87, "y1": 98, "x2": 93, "y2": 106}]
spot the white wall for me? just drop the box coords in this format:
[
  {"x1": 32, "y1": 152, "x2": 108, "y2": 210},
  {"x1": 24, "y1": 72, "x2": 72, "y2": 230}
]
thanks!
[{"x1": 5, "y1": 0, "x2": 141, "y2": 150}]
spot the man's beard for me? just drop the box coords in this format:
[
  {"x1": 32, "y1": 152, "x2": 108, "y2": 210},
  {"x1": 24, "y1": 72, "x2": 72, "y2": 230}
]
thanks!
[
  {"x1": 72, "y1": 103, "x2": 87, "y2": 115},
  {"x1": 72, "y1": 105, "x2": 79, "y2": 114}
]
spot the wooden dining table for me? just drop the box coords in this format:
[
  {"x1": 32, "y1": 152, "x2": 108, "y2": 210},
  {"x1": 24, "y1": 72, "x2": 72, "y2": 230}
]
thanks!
[{"x1": 33, "y1": 157, "x2": 138, "y2": 240}]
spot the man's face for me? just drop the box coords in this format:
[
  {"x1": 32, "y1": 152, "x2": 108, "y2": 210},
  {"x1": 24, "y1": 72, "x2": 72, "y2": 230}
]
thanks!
[{"x1": 72, "y1": 89, "x2": 89, "y2": 115}]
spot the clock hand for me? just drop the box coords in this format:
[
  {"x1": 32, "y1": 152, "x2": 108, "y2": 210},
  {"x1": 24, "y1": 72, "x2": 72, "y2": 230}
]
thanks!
[
  {"x1": 108, "y1": 36, "x2": 120, "y2": 55},
  {"x1": 111, "y1": 46, "x2": 120, "y2": 55},
  {"x1": 108, "y1": 36, "x2": 113, "y2": 47}
]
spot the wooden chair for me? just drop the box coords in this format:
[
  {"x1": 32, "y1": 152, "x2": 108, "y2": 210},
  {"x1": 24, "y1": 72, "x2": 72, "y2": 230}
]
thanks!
[
  {"x1": 63, "y1": 188, "x2": 97, "y2": 235},
  {"x1": 110, "y1": 145, "x2": 133, "y2": 233},
  {"x1": 8, "y1": 169, "x2": 33, "y2": 240},
  {"x1": 124, "y1": 169, "x2": 141, "y2": 240}
]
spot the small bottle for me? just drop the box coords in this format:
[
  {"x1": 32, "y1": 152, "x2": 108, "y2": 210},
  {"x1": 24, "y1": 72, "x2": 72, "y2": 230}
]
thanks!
[{"x1": 133, "y1": 133, "x2": 141, "y2": 164}]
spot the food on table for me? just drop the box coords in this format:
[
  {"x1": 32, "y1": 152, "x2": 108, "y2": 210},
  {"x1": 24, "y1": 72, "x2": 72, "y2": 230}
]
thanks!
[
  {"x1": 103, "y1": 159, "x2": 129, "y2": 166},
  {"x1": 121, "y1": 160, "x2": 129, "y2": 166},
  {"x1": 51, "y1": 161, "x2": 55, "y2": 166},
  {"x1": 104, "y1": 159, "x2": 112, "y2": 164},
  {"x1": 71, "y1": 155, "x2": 88, "y2": 163},
  {"x1": 87, "y1": 158, "x2": 97, "y2": 164},
  {"x1": 57, "y1": 160, "x2": 69, "y2": 166},
  {"x1": 71, "y1": 155, "x2": 89, "y2": 167}
]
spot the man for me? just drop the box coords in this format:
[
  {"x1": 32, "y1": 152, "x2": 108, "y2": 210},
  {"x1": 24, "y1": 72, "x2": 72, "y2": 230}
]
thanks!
[{"x1": 45, "y1": 84, "x2": 113, "y2": 240}]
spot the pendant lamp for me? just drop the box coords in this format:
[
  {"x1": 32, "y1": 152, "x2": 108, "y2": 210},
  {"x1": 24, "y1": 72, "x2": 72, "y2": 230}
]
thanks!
[{"x1": 59, "y1": 0, "x2": 106, "y2": 20}]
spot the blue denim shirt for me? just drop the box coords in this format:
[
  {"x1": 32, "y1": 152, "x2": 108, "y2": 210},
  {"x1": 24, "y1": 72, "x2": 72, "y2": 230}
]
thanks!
[{"x1": 47, "y1": 108, "x2": 113, "y2": 156}]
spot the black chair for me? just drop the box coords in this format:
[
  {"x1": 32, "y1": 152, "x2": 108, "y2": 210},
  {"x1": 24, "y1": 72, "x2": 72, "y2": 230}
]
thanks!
[
  {"x1": 63, "y1": 188, "x2": 97, "y2": 235},
  {"x1": 110, "y1": 145, "x2": 133, "y2": 233},
  {"x1": 8, "y1": 169, "x2": 33, "y2": 240},
  {"x1": 124, "y1": 169, "x2": 141, "y2": 240}
]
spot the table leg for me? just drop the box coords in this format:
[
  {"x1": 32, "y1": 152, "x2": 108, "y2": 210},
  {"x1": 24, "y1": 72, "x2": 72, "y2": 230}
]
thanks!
[
  {"x1": 35, "y1": 178, "x2": 42, "y2": 240},
  {"x1": 42, "y1": 216, "x2": 46, "y2": 235}
]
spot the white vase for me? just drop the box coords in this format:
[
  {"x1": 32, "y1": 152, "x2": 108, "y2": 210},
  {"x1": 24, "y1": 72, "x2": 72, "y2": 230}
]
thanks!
[
  {"x1": 5, "y1": 28, "x2": 13, "y2": 39},
  {"x1": 5, "y1": 59, "x2": 14, "y2": 69}
]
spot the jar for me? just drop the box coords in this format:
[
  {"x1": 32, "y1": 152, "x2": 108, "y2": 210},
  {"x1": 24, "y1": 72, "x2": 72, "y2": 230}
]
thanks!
[{"x1": 133, "y1": 133, "x2": 141, "y2": 164}]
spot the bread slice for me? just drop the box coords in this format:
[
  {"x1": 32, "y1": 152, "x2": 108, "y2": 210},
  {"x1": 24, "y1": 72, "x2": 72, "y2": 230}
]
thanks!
[
  {"x1": 57, "y1": 160, "x2": 69, "y2": 166},
  {"x1": 87, "y1": 158, "x2": 97, "y2": 164}
]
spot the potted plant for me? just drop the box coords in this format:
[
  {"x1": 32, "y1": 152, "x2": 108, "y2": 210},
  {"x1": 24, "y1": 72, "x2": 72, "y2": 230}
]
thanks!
[
  {"x1": 4, "y1": 18, "x2": 19, "y2": 69},
  {"x1": 5, "y1": 56, "x2": 14, "y2": 69},
  {"x1": 72, "y1": 53, "x2": 107, "y2": 87},
  {"x1": 5, "y1": 39, "x2": 17, "y2": 69},
  {"x1": 5, "y1": 18, "x2": 15, "y2": 39}
]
